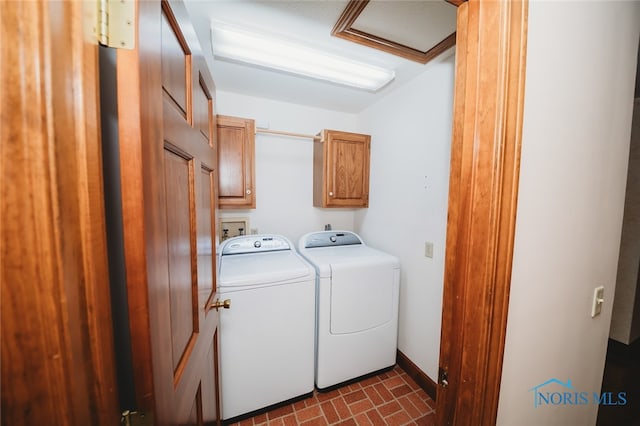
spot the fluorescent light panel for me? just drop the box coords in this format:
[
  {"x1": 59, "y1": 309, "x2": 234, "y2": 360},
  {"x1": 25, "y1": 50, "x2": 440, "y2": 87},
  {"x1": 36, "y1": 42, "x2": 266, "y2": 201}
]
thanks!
[{"x1": 211, "y1": 23, "x2": 395, "y2": 91}]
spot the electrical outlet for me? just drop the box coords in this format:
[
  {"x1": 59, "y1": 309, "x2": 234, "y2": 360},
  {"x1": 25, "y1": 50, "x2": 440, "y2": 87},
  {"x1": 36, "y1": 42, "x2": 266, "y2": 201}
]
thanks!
[
  {"x1": 591, "y1": 286, "x2": 604, "y2": 318},
  {"x1": 424, "y1": 242, "x2": 434, "y2": 258}
]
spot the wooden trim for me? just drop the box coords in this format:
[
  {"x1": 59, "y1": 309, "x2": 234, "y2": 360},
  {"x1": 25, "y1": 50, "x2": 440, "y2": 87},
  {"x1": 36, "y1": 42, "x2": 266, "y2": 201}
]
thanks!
[
  {"x1": 396, "y1": 351, "x2": 437, "y2": 401},
  {"x1": 332, "y1": 0, "x2": 458, "y2": 64},
  {"x1": 332, "y1": 0, "x2": 368, "y2": 34},
  {"x1": 1, "y1": 0, "x2": 119, "y2": 423},
  {"x1": 436, "y1": 0, "x2": 528, "y2": 425}
]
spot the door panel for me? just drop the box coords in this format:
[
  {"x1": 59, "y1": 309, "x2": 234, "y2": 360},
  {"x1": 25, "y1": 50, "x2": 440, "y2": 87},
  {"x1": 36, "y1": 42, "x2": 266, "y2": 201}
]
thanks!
[
  {"x1": 198, "y1": 166, "x2": 217, "y2": 309},
  {"x1": 202, "y1": 334, "x2": 220, "y2": 424},
  {"x1": 163, "y1": 148, "x2": 199, "y2": 377},
  {"x1": 330, "y1": 138, "x2": 368, "y2": 200},
  {"x1": 195, "y1": 76, "x2": 214, "y2": 144},
  {"x1": 218, "y1": 126, "x2": 248, "y2": 197},
  {"x1": 117, "y1": 0, "x2": 221, "y2": 424},
  {"x1": 161, "y1": 9, "x2": 191, "y2": 117},
  {"x1": 187, "y1": 387, "x2": 202, "y2": 426}
]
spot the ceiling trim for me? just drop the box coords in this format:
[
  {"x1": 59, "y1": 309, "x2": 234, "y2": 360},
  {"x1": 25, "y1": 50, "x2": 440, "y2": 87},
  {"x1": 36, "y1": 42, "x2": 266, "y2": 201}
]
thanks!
[{"x1": 331, "y1": 0, "x2": 459, "y2": 65}]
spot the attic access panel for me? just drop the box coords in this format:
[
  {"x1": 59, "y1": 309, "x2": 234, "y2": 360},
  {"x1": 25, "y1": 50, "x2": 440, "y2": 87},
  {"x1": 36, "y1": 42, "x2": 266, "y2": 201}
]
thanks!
[{"x1": 332, "y1": 0, "x2": 458, "y2": 64}]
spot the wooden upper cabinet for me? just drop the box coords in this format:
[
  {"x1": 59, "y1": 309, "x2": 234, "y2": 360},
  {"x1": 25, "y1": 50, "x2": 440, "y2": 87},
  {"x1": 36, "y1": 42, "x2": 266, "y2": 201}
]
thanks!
[
  {"x1": 314, "y1": 129, "x2": 371, "y2": 208},
  {"x1": 216, "y1": 115, "x2": 256, "y2": 209}
]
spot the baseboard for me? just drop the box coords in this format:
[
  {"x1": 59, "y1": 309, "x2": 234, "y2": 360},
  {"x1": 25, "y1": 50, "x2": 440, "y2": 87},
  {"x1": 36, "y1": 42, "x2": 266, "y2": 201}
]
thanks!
[{"x1": 396, "y1": 350, "x2": 437, "y2": 401}]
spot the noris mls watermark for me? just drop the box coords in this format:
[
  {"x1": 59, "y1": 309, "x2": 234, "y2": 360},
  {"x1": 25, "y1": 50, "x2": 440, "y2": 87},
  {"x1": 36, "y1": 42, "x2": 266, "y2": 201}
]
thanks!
[{"x1": 529, "y1": 378, "x2": 627, "y2": 408}]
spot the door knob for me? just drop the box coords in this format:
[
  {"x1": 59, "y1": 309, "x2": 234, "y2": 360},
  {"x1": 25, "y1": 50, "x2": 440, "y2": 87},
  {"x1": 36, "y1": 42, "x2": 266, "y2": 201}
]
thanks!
[{"x1": 209, "y1": 298, "x2": 231, "y2": 312}]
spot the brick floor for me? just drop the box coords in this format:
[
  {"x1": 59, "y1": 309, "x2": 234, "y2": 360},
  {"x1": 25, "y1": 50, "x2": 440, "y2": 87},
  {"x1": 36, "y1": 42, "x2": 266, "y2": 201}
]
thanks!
[{"x1": 228, "y1": 365, "x2": 436, "y2": 426}]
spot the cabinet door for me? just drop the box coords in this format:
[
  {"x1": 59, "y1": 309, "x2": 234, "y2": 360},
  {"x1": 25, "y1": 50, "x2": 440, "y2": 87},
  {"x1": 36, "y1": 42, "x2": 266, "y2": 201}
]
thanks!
[
  {"x1": 315, "y1": 130, "x2": 371, "y2": 208},
  {"x1": 217, "y1": 115, "x2": 256, "y2": 208}
]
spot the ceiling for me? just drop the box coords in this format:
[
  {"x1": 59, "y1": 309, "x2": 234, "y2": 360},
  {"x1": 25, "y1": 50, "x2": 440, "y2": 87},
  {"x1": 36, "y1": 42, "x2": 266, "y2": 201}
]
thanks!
[{"x1": 184, "y1": 0, "x2": 458, "y2": 113}]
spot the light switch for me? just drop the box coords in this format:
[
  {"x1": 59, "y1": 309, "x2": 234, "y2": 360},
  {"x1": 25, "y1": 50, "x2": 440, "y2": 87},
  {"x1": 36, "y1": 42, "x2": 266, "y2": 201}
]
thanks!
[
  {"x1": 591, "y1": 286, "x2": 604, "y2": 318},
  {"x1": 424, "y1": 242, "x2": 434, "y2": 258}
]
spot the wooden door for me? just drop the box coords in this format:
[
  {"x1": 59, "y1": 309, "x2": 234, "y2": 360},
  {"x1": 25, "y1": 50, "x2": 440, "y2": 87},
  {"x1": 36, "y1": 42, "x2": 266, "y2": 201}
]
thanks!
[
  {"x1": 314, "y1": 130, "x2": 370, "y2": 208},
  {"x1": 216, "y1": 115, "x2": 256, "y2": 209},
  {"x1": 116, "y1": 0, "x2": 222, "y2": 424},
  {"x1": 1, "y1": 0, "x2": 120, "y2": 424}
]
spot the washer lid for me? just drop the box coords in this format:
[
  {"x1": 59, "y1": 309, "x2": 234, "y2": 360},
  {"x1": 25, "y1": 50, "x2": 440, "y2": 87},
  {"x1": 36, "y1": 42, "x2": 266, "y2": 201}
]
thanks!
[{"x1": 218, "y1": 250, "x2": 314, "y2": 287}]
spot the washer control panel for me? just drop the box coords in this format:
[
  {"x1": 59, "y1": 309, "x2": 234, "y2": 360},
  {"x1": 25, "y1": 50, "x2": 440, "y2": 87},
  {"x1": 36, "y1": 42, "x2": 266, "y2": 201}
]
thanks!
[
  {"x1": 302, "y1": 231, "x2": 363, "y2": 249},
  {"x1": 221, "y1": 235, "x2": 291, "y2": 255}
]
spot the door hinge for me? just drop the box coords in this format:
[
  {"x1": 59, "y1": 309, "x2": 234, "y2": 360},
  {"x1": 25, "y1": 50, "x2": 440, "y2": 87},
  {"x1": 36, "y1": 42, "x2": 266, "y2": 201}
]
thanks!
[
  {"x1": 97, "y1": 0, "x2": 135, "y2": 49},
  {"x1": 438, "y1": 366, "x2": 449, "y2": 388},
  {"x1": 121, "y1": 410, "x2": 153, "y2": 426}
]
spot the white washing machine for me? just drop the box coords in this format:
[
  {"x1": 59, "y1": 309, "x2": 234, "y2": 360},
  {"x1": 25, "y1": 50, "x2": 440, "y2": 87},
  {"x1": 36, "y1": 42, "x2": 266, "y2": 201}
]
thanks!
[
  {"x1": 218, "y1": 235, "x2": 315, "y2": 421},
  {"x1": 298, "y1": 231, "x2": 400, "y2": 390}
]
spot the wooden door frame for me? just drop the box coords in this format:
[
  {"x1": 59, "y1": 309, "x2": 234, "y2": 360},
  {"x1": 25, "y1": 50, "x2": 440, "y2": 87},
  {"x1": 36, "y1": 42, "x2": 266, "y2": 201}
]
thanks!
[
  {"x1": 1, "y1": 0, "x2": 120, "y2": 424},
  {"x1": 109, "y1": 0, "x2": 529, "y2": 422},
  {"x1": 436, "y1": 0, "x2": 529, "y2": 424},
  {"x1": 0, "y1": 0, "x2": 527, "y2": 423}
]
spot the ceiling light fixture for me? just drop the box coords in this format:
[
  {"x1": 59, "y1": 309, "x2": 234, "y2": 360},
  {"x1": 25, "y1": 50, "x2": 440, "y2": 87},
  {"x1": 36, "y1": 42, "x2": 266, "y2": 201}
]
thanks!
[{"x1": 210, "y1": 22, "x2": 395, "y2": 91}]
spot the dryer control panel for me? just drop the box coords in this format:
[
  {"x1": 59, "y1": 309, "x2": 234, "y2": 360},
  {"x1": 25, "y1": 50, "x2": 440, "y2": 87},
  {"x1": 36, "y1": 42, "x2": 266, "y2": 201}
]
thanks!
[
  {"x1": 302, "y1": 231, "x2": 363, "y2": 248},
  {"x1": 221, "y1": 235, "x2": 291, "y2": 255}
]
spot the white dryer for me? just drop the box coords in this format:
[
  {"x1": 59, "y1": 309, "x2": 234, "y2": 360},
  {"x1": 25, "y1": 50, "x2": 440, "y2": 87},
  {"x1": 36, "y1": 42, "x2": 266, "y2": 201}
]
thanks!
[
  {"x1": 218, "y1": 235, "x2": 315, "y2": 421},
  {"x1": 298, "y1": 231, "x2": 400, "y2": 390}
]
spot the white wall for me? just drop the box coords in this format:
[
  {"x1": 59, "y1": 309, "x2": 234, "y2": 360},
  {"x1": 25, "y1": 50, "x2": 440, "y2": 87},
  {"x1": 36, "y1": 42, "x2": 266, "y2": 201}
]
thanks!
[
  {"x1": 355, "y1": 52, "x2": 455, "y2": 380},
  {"x1": 215, "y1": 91, "x2": 358, "y2": 244},
  {"x1": 497, "y1": 2, "x2": 640, "y2": 425},
  {"x1": 610, "y1": 99, "x2": 640, "y2": 344}
]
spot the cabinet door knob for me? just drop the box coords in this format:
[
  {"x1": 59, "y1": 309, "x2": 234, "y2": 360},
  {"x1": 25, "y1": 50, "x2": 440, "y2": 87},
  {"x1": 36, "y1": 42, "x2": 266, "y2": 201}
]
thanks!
[
  {"x1": 328, "y1": 191, "x2": 334, "y2": 197},
  {"x1": 246, "y1": 189, "x2": 252, "y2": 195}
]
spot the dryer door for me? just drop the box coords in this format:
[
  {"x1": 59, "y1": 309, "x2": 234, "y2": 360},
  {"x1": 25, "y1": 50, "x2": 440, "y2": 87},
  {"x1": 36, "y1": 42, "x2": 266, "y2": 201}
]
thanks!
[{"x1": 329, "y1": 259, "x2": 397, "y2": 334}]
